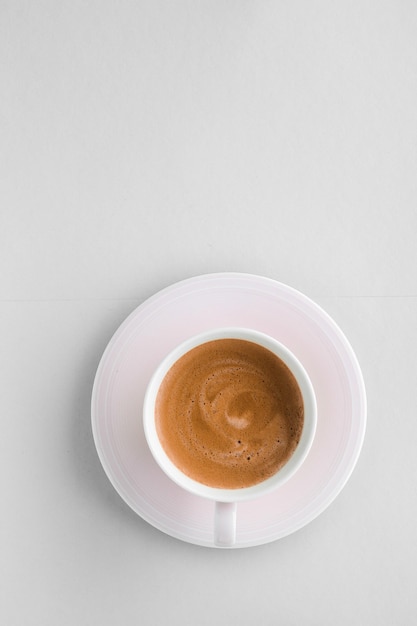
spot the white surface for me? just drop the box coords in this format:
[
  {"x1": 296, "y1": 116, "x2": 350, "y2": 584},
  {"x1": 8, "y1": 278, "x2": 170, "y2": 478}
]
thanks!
[{"x1": 1, "y1": 0, "x2": 416, "y2": 623}]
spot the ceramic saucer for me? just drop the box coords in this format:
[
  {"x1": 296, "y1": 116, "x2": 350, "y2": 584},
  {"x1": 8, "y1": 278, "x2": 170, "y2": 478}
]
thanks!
[{"x1": 91, "y1": 273, "x2": 366, "y2": 548}]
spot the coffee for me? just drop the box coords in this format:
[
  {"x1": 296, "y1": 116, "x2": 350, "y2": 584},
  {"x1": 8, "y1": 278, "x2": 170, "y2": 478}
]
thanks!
[{"x1": 155, "y1": 338, "x2": 304, "y2": 489}]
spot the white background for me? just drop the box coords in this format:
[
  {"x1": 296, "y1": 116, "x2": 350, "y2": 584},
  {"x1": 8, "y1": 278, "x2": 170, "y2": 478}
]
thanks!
[{"x1": 2, "y1": 1, "x2": 416, "y2": 624}]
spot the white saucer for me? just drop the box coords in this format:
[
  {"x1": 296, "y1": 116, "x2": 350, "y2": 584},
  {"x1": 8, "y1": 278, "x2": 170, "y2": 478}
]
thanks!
[{"x1": 91, "y1": 273, "x2": 366, "y2": 548}]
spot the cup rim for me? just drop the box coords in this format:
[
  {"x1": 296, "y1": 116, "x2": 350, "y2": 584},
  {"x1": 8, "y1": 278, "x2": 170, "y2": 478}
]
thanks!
[{"x1": 143, "y1": 327, "x2": 317, "y2": 503}]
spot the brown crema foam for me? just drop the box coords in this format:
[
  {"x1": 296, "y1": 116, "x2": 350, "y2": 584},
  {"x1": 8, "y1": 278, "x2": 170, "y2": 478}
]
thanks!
[{"x1": 155, "y1": 338, "x2": 304, "y2": 489}]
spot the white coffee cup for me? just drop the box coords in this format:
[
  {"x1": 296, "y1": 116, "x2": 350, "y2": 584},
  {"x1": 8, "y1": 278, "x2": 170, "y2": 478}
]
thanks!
[{"x1": 143, "y1": 328, "x2": 317, "y2": 547}]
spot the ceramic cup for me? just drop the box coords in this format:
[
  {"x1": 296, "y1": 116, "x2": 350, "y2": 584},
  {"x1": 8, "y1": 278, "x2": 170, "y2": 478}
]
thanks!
[{"x1": 143, "y1": 328, "x2": 317, "y2": 547}]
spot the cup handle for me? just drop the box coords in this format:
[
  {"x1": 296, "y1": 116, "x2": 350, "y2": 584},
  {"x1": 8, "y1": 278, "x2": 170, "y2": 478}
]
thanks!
[{"x1": 214, "y1": 502, "x2": 237, "y2": 547}]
